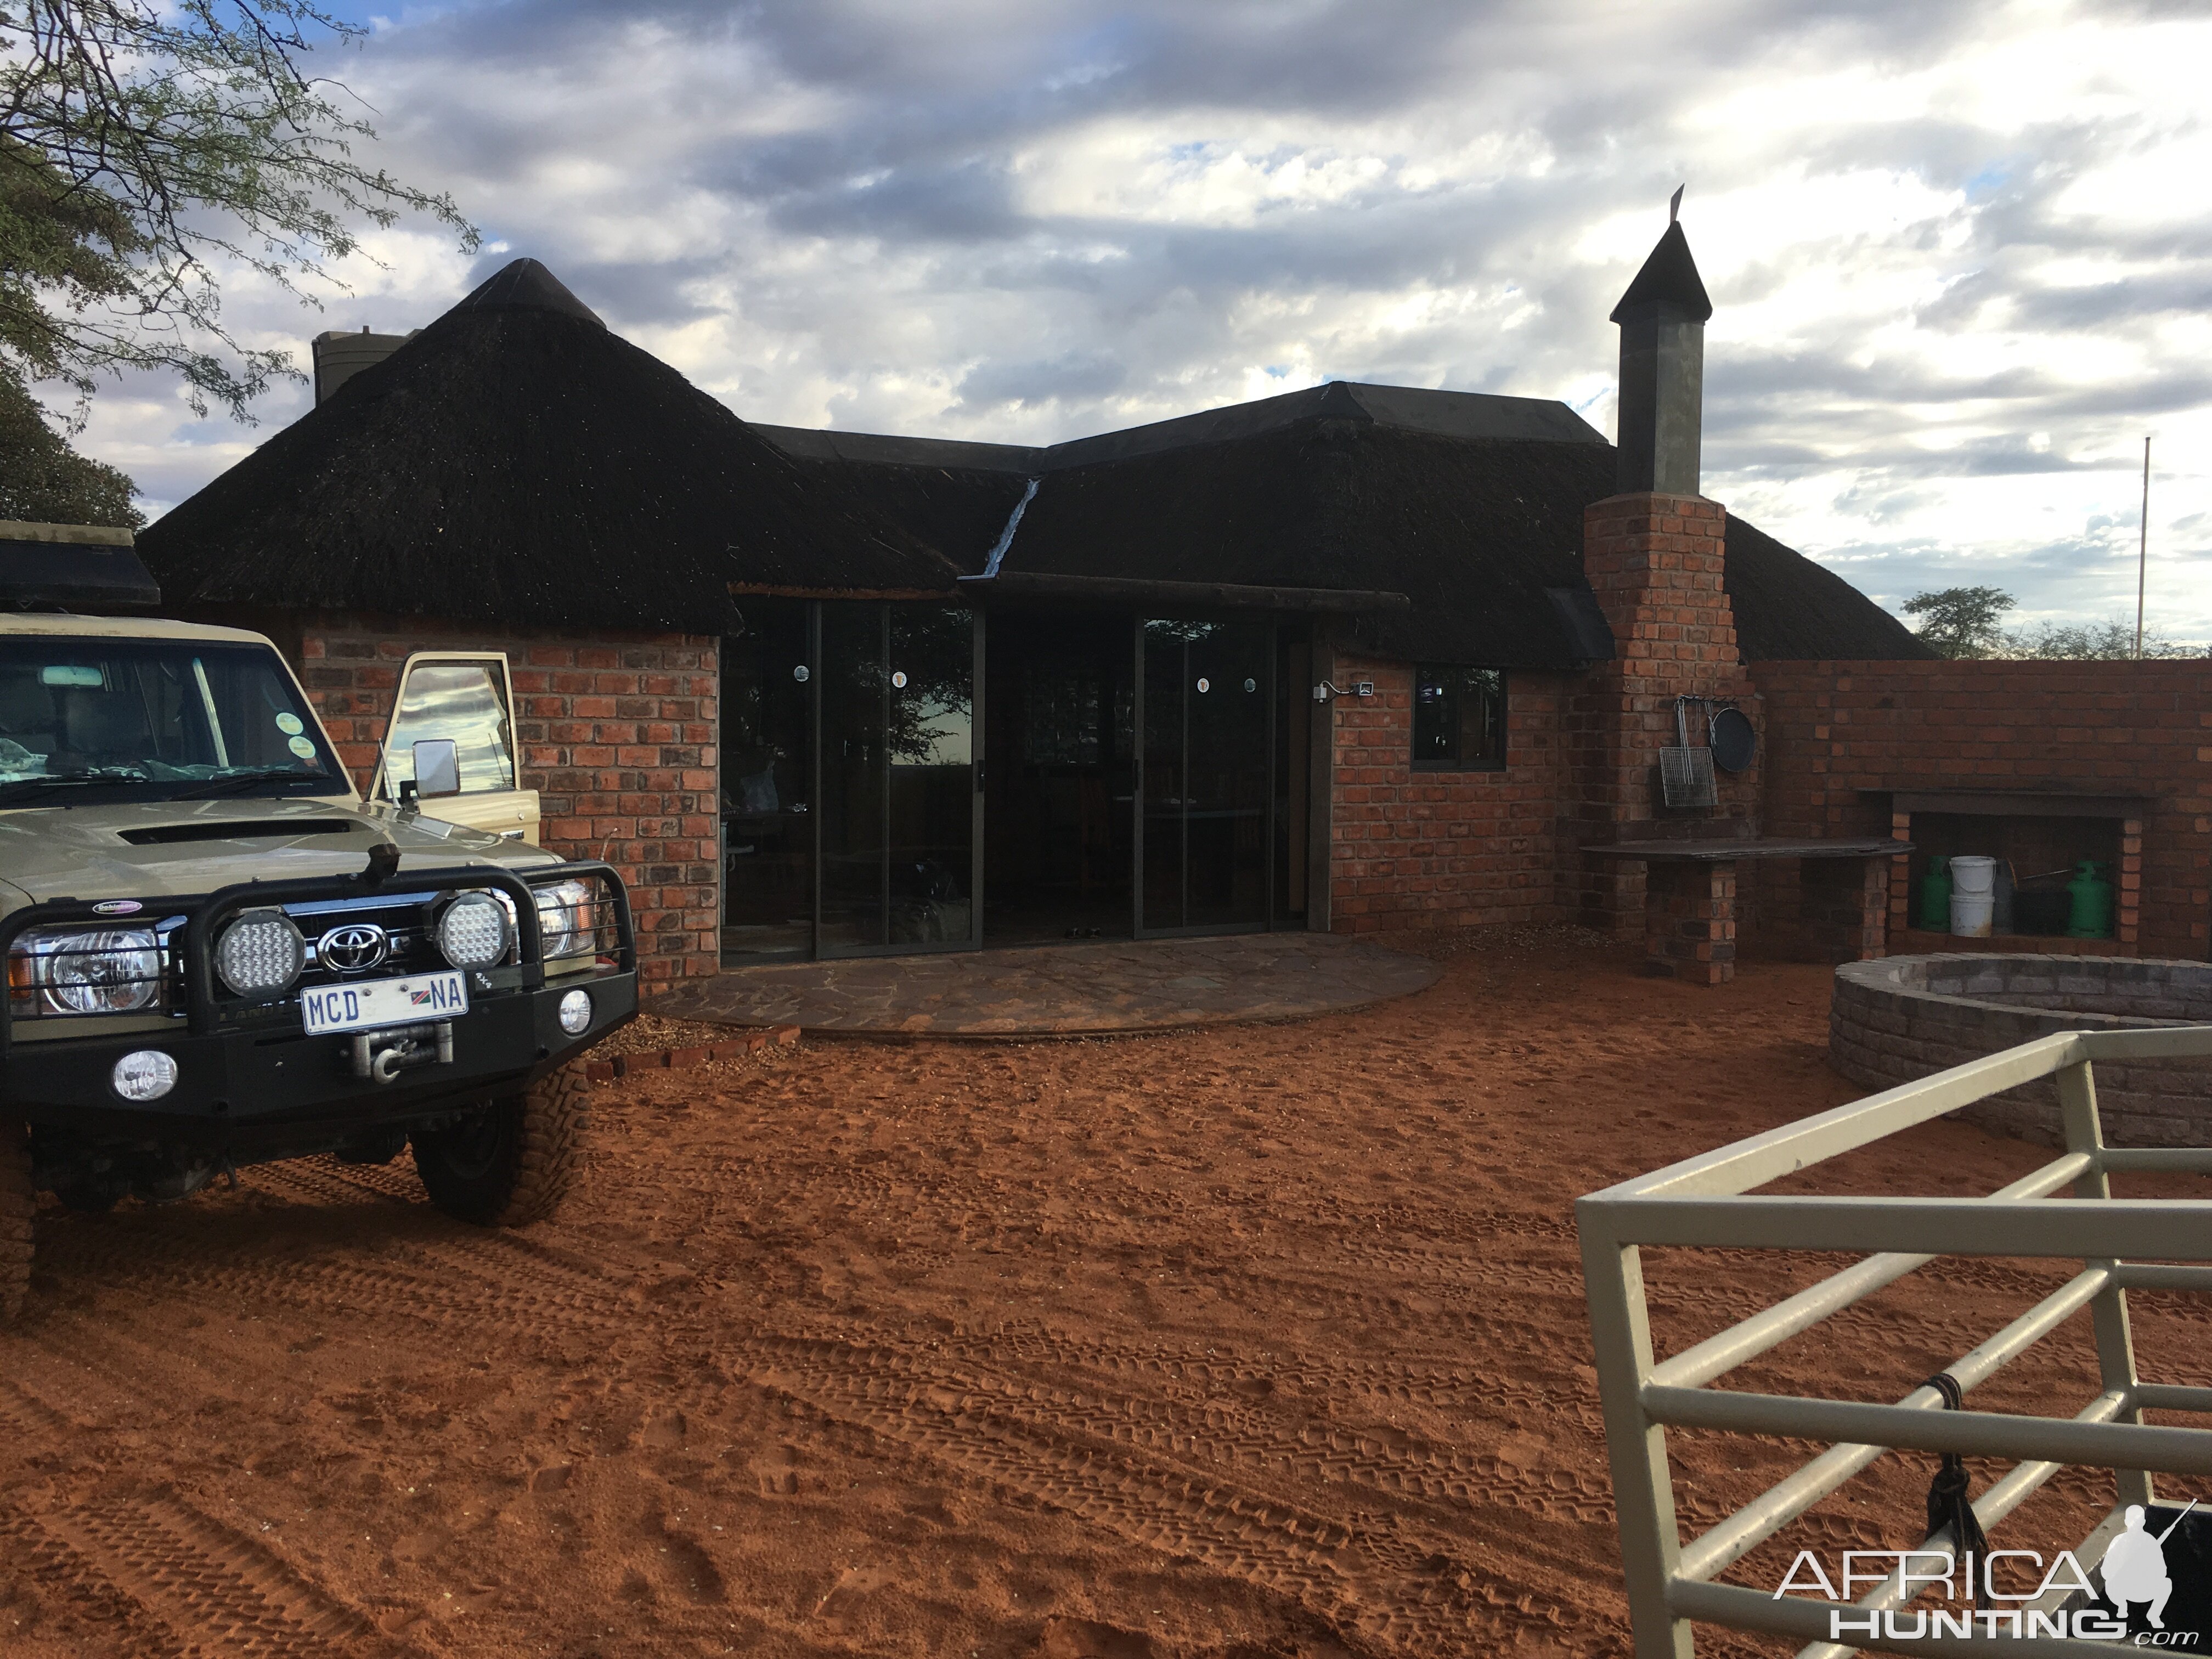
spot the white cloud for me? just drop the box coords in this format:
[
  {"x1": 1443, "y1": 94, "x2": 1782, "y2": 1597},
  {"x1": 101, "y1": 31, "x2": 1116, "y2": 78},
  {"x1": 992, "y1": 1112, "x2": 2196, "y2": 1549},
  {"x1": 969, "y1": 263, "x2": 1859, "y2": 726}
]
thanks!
[{"x1": 44, "y1": 0, "x2": 2212, "y2": 639}]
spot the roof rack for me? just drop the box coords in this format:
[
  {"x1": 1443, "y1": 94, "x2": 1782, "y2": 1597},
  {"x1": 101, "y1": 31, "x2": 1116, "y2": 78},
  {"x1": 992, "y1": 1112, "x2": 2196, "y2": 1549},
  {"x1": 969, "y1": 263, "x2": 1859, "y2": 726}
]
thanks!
[{"x1": 0, "y1": 521, "x2": 161, "y2": 613}]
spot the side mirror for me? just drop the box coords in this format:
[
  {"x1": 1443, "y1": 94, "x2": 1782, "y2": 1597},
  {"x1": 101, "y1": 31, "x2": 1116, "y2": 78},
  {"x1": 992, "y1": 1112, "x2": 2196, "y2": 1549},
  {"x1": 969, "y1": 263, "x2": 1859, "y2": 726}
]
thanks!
[{"x1": 413, "y1": 738, "x2": 461, "y2": 799}]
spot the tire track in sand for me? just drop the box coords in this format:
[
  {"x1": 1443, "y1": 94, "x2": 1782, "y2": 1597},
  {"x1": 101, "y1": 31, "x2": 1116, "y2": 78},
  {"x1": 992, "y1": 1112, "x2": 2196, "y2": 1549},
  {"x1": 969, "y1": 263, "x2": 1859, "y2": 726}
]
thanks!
[
  {"x1": 728, "y1": 1329, "x2": 1592, "y2": 1656},
  {"x1": 0, "y1": 1370, "x2": 417, "y2": 1659},
  {"x1": 52, "y1": 1491, "x2": 415, "y2": 1658},
  {"x1": 0, "y1": 1503, "x2": 191, "y2": 1659},
  {"x1": 929, "y1": 1321, "x2": 1561, "y2": 1414},
  {"x1": 35, "y1": 1224, "x2": 623, "y2": 1346},
  {"x1": 30, "y1": 1160, "x2": 1613, "y2": 1654},
  {"x1": 246, "y1": 1156, "x2": 424, "y2": 1208},
  {"x1": 768, "y1": 1321, "x2": 1613, "y2": 1527}
]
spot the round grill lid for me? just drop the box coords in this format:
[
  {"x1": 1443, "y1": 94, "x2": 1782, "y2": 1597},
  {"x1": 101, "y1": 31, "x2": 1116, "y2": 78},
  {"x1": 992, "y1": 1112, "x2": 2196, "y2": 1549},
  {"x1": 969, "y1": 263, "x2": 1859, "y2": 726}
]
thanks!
[{"x1": 1709, "y1": 706, "x2": 1757, "y2": 773}]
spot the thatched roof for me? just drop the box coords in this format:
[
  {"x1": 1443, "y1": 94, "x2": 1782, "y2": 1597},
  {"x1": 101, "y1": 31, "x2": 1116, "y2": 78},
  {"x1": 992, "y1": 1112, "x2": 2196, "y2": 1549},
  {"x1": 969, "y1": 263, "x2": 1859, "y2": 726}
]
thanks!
[
  {"x1": 756, "y1": 377, "x2": 1601, "y2": 476},
  {"x1": 142, "y1": 255, "x2": 1928, "y2": 665},
  {"x1": 1723, "y1": 517, "x2": 1929, "y2": 661},
  {"x1": 768, "y1": 393, "x2": 1934, "y2": 667},
  {"x1": 139, "y1": 259, "x2": 960, "y2": 632},
  {"x1": 993, "y1": 417, "x2": 1620, "y2": 668}
]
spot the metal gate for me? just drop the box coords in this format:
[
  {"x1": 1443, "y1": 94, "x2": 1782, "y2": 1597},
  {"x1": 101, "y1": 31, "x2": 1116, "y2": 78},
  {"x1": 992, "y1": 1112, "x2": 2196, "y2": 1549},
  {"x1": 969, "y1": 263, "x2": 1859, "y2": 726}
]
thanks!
[{"x1": 1579, "y1": 1026, "x2": 2212, "y2": 1656}]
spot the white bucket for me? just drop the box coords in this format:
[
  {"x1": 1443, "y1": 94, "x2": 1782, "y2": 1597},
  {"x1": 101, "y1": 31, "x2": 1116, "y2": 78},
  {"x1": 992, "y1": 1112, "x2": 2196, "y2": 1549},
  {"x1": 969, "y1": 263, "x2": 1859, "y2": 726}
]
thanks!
[
  {"x1": 1951, "y1": 892, "x2": 1994, "y2": 938},
  {"x1": 1950, "y1": 855, "x2": 1996, "y2": 897}
]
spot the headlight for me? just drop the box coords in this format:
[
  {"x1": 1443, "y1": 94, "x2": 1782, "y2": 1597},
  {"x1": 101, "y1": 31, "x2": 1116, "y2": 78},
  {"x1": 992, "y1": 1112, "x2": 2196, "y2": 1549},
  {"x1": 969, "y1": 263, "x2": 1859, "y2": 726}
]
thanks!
[
  {"x1": 436, "y1": 891, "x2": 511, "y2": 969},
  {"x1": 557, "y1": 988, "x2": 592, "y2": 1035},
  {"x1": 533, "y1": 878, "x2": 596, "y2": 960},
  {"x1": 15, "y1": 928, "x2": 163, "y2": 1014},
  {"x1": 214, "y1": 910, "x2": 306, "y2": 998}
]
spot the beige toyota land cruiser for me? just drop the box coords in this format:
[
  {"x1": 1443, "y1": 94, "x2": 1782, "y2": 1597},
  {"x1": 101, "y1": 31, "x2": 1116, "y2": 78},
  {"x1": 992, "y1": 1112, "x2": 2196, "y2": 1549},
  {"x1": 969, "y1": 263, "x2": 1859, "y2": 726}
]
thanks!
[{"x1": 0, "y1": 524, "x2": 637, "y2": 1322}]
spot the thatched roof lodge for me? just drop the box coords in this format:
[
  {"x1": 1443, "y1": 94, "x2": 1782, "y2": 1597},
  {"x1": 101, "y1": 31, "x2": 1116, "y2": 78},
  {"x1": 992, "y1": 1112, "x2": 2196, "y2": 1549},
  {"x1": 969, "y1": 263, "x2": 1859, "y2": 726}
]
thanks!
[
  {"x1": 143, "y1": 261, "x2": 960, "y2": 635},
  {"x1": 138, "y1": 234, "x2": 1933, "y2": 981}
]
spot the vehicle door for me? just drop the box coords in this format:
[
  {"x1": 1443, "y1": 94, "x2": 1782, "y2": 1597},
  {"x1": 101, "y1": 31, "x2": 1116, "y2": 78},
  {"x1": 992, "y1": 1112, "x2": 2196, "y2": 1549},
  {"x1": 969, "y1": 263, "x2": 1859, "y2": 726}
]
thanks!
[{"x1": 370, "y1": 652, "x2": 540, "y2": 842}]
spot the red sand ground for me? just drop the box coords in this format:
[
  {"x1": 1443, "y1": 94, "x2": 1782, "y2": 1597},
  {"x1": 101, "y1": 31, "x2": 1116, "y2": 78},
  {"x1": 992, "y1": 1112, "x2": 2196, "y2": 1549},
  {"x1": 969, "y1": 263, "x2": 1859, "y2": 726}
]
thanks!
[{"x1": 2, "y1": 933, "x2": 2205, "y2": 1658}]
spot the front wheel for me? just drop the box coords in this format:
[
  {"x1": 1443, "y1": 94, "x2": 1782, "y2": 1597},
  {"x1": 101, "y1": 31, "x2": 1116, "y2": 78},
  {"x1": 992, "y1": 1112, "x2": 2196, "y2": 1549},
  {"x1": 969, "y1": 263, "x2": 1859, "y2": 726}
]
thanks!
[
  {"x1": 1, "y1": 1119, "x2": 33, "y2": 1324},
  {"x1": 410, "y1": 1064, "x2": 591, "y2": 1227}
]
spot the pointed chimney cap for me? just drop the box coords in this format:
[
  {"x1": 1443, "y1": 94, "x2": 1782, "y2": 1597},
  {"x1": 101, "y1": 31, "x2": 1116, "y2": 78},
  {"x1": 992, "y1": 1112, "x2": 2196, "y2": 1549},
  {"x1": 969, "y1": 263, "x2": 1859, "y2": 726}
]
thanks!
[
  {"x1": 1609, "y1": 219, "x2": 1712, "y2": 325},
  {"x1": 448, "y1": 257, "x2": 606, "y2": 328}
]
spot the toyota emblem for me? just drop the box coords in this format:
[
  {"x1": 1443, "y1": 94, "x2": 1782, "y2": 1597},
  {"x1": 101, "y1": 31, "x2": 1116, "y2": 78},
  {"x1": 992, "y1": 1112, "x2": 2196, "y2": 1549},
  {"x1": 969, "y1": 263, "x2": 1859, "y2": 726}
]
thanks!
[{"x1": 317, "y1": 922, "x2": 390, "y2": 973}]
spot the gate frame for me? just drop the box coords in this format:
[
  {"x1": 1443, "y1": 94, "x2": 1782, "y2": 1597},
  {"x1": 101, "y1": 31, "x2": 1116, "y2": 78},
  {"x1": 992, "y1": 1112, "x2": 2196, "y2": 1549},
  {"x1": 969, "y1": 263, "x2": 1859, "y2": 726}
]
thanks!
[{"x1": 1577, "y1": 1025, "x2": 2212, "y2": 1657}]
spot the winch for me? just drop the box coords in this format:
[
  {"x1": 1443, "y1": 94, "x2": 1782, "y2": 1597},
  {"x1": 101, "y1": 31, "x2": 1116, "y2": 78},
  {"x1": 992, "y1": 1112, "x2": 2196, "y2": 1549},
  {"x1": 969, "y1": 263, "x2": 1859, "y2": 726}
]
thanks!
[{"x1": 349, "y1": 1022, "x2": 455, "y2": 1084}]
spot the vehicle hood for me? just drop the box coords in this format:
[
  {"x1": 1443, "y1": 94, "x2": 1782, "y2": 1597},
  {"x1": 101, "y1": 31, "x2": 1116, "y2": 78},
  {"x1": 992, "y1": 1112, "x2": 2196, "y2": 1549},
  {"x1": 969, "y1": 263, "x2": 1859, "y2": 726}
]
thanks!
[{"x1": 0, "y1": 797, "x2": 554, "y2": 910}]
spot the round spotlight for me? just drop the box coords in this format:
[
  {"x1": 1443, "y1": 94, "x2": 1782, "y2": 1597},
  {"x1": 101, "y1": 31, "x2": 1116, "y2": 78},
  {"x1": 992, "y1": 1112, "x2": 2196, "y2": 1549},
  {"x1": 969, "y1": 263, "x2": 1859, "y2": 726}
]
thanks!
[
  {"x1": 112, "y1": 1049, "x2": 178, "y2": 1102},
  {"x1": 436, "y1": 891, "x2": 511, "y2": 970},
  {"x1": 213, "y1": 911, "x2": 304, "y2": 998},
  {"x1": 557, "y1": 988, "x2": 593, "y2": 1035}
]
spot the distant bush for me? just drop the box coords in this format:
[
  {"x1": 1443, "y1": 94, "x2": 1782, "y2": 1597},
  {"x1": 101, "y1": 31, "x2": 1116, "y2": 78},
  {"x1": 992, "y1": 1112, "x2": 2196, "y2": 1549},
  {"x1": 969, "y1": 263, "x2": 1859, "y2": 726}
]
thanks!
[
  {"x1": 1905, "y1": 587, "x2": 2206, "y2": 660},
  {"x1": 2002, "y1": 619, "x2": 2206, "y2": 660}
]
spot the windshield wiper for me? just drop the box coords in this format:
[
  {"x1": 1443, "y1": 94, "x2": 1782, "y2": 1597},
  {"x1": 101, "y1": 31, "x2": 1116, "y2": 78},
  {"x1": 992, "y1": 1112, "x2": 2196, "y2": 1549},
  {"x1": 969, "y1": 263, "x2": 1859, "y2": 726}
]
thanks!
[
  {"x1": 0, "y1": 769, "x2": 153, "y2": 804},
  {"x1": 167, "y1": 768, "x2": 335, "y2": 800}
]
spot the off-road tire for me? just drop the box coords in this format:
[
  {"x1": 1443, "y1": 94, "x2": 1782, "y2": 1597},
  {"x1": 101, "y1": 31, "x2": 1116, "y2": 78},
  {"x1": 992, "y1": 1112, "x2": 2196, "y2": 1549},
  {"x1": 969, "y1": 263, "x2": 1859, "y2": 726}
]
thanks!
[
  {"x1": 1, "y1": 1119, "x2": 33, "y2": 1325},
  {"x1": 411, "y1": 1063, "x2": 590, "y2": 1227}
]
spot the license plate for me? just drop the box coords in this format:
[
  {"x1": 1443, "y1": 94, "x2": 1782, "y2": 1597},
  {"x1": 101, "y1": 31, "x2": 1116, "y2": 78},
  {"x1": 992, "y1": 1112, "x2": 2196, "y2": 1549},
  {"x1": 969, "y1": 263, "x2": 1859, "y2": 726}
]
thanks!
[{"x1": 300, "y1": 972, "x2": 469, "y2": 1035}]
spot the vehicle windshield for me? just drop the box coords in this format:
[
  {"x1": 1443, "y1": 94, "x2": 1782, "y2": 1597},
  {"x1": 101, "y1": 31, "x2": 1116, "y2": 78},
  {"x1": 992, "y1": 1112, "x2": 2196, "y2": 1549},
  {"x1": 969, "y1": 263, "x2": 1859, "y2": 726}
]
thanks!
[{"x1": 0, "y1": 637, "x2": 346, "y2": 804}]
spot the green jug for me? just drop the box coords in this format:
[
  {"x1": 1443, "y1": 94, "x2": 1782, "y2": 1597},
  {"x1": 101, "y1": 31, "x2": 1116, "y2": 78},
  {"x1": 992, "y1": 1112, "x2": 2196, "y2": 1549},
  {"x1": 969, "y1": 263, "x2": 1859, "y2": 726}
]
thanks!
[
  {"x1": 1918, "y1": 855, "x2": 1952, "y2": 930},
  {"x1": 2067, "y1": 861, "x2": 2114, "y2": 939}
]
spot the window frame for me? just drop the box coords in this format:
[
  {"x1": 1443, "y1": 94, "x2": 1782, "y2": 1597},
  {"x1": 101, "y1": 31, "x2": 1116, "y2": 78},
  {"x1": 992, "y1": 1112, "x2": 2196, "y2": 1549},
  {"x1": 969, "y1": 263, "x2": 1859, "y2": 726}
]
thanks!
[{"x1": 1409, "y1": 663, "x2": 1508, "y2": 773}]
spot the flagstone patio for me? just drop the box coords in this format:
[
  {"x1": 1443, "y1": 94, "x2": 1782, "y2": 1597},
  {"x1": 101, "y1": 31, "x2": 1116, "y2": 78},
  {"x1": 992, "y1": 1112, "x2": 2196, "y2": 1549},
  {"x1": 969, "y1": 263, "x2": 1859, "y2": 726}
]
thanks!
[{"x1": 648, "y1": 933, "x2": 1442, "y2": 1038}]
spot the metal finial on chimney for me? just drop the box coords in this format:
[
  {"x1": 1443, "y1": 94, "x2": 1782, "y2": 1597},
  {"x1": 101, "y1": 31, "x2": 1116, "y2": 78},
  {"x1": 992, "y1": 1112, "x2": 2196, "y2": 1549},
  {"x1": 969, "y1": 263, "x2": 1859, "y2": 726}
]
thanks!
[{"x1": 1669, "y1": 184, "x2": 1684, "y2": 223}]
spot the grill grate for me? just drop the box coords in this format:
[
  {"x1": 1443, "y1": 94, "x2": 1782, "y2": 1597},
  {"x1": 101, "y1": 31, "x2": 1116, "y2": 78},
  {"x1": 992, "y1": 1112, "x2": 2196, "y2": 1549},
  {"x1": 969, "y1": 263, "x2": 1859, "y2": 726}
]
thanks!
[
  {"x1": 1659, "y1": 695, "x2": 1719, "y2": 809},
  {"x1": 1658, "y1": 744, "x2": 1717, "y2": 808}
]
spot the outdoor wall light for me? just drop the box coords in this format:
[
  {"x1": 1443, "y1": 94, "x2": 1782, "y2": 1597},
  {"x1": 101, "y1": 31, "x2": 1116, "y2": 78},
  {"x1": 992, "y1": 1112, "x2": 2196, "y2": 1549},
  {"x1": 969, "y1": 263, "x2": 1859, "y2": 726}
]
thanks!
[{"x1": 1312, "y1": 681, "x2": 1375, "y2": 704}]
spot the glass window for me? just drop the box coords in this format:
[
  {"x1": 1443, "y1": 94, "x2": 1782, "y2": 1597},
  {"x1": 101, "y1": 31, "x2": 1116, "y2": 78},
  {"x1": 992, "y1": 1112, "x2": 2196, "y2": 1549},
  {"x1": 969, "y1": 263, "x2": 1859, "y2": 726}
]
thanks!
[
  {"x1": 0, "y1": 637, "x2": 341, "y2": 804},
  {"x1": 1412, "y1": 665, "x2": 1505, "y2": 770},
  {"x1": 383, "y1": 659, "x2": 517, "y2": 794}
]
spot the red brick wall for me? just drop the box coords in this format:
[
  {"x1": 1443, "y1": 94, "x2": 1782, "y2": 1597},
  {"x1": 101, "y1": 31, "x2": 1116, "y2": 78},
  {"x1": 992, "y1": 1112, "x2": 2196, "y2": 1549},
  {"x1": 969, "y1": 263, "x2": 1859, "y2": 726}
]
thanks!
[
  {"x1": 1326, "y1": 657, "x2": 1572, "y2": 935},
  {"x1": 1751, "y1": 657, "x2": 2212, "y2": 958},
  {"x1": 1566, "y1": 493, "x2": 1760, "y2": 933},
  {"x1": 289, "y1": 612, "x2": 720, "y2": 985}
]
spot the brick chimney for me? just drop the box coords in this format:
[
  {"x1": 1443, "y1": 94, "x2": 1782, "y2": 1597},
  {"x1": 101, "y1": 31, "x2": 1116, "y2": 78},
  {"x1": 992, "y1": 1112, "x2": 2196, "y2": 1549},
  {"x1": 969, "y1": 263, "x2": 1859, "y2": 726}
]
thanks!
[{"x1": 1569, "y1": 199, "x2": 1760, "y2": 968}]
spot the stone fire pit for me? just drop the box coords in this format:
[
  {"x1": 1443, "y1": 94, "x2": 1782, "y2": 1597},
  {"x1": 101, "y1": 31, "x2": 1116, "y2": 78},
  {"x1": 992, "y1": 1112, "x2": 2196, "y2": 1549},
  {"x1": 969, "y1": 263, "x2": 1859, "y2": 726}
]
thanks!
[{"x1": 1831, "y1": 955, "x2": 2212, "y2": 1146}]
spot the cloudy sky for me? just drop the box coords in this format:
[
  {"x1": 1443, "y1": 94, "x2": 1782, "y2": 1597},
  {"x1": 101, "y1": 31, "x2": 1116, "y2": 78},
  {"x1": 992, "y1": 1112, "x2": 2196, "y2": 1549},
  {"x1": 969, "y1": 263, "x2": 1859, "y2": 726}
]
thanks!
[{"x1": 61, "y1": 0, "x2": 2212, "y2": 639}]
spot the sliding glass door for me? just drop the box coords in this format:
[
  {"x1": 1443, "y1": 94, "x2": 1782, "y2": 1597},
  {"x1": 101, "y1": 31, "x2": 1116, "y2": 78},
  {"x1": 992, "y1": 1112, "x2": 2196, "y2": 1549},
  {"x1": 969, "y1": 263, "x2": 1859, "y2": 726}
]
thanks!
[
  {"x1": 1138, "y1": 618, "x2": 1272, "y2": 934},
  {"x1": 816, "y1": 602, "x2": 981, "y2": 956},
  {"x1": 723, "y1": 602, "x2": 1305, "y2": 959}
]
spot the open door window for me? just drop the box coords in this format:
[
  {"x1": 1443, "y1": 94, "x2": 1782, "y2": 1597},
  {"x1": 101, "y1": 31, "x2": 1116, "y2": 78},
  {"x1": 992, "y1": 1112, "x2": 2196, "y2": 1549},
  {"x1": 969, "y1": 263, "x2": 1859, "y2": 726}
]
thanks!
[{"x1": 371, "y1": 653, "x2": 541, "y2": 842}]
